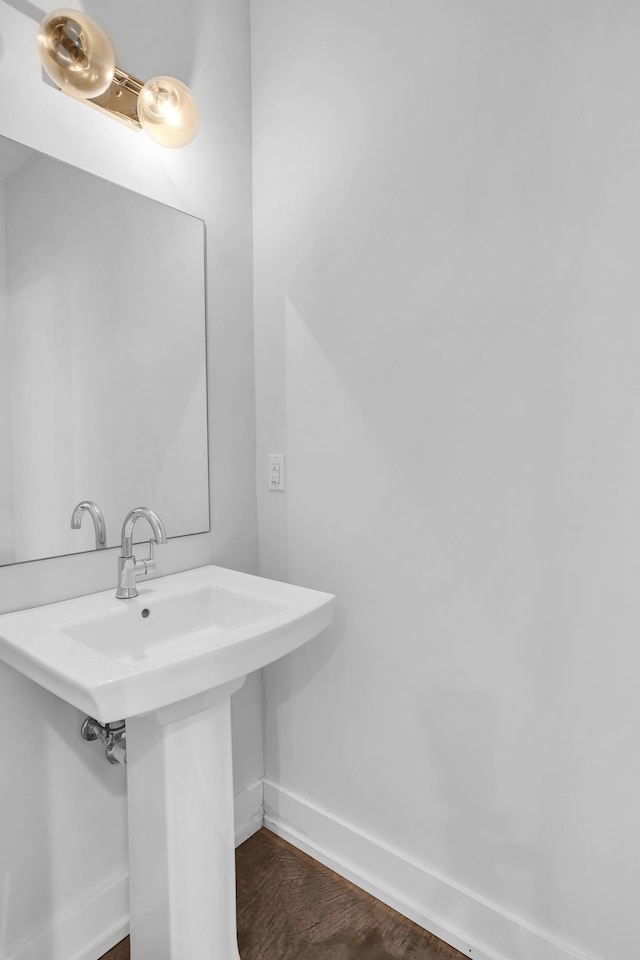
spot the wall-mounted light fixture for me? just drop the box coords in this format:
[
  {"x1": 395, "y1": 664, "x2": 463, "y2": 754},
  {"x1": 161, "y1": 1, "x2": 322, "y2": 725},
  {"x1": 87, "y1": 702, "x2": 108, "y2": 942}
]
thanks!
[{"x1": 36, "y1": 9, "x2": 199, "y2": 149}]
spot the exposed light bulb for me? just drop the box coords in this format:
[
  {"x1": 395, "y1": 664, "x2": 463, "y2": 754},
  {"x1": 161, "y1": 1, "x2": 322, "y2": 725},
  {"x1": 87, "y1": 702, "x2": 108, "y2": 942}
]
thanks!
[
  {"x1": 137, "y1": 77, "x2": 199, "y2": 148},
  {"x1": 37, "y1": 9, "x2": 115, "y2": 99}
]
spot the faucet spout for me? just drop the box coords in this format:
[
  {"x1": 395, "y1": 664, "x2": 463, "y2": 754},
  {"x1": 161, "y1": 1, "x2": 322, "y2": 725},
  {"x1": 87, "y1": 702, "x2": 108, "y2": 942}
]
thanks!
[
  {"x1": 116, "y1": 507, "x2": 168, "y2": 599},
  {"x1": 70, "y1": 500, "x2": 107, "y2": 550},
  {"x1": 120, "y1": 507, "x2": 168, "y2": 558}
]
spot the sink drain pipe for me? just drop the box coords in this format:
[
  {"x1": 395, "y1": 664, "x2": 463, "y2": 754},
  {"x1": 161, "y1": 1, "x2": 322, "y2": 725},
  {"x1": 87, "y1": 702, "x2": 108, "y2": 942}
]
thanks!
[{"x1": 81, "y1": 716, "x2": 127, "y2": 765}]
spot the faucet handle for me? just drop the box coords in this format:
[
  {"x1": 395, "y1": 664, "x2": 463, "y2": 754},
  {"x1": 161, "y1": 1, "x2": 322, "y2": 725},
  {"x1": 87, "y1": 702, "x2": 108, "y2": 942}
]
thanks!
[{"x1": 135, "y1": 540, "x2": 156, "y2": 578}]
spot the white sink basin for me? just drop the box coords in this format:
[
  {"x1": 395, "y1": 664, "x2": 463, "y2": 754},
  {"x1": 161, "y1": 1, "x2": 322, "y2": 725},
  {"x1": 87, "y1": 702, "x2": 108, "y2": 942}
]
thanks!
[{"x1": 0, "y1": 564, "x2": 335, "y2": 722}]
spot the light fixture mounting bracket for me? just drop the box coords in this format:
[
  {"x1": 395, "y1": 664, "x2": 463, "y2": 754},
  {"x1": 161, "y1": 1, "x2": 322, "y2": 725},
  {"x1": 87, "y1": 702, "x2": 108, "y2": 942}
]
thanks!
[{"x1": 63, "y1": 67, "x2": 144, "y2": 131}]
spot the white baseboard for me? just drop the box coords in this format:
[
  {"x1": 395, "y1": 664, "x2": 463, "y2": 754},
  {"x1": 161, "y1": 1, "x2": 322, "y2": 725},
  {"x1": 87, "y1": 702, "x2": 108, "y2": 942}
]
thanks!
[
  {"x1": 2, "y1": 780, "x2": 265, "y2": 960},
  {"x1": 2, "y1": 874, "x2": 129, "y2": 960},
  {"x1": 235, "y1": 778, "x2": 265, "y2": 846},
  {"x1": 263, "y1": 779, "x2": 596, "y2": 960}
]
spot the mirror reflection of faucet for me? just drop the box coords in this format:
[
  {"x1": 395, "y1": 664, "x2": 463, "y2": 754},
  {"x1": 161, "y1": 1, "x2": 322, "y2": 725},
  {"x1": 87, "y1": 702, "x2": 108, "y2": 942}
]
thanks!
[
  {"x1": 116, "y1": 507, "x2": 168, "y2": 599},
  {"x1": 70, "y1": 500, "x2": 107, "y2": 550}
]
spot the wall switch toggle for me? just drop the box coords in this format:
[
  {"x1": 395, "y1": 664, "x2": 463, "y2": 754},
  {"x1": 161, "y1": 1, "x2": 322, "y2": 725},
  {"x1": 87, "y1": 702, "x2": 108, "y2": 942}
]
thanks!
[{"x1": 268, "y1": 454, "x2": 285, "y2": 491}]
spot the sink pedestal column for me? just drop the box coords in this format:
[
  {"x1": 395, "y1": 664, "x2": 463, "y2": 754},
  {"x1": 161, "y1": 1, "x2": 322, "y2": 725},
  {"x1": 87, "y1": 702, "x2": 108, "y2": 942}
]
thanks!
[{"x1": 125, "y1": 678, "x2": 246, "y2": 960}]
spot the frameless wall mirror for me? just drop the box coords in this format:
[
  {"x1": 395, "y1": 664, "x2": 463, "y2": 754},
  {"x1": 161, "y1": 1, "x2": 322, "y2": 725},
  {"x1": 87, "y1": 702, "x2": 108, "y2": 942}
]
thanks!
[{"x1": 0, "y1": 134, "x2": 209, "y2": 566}]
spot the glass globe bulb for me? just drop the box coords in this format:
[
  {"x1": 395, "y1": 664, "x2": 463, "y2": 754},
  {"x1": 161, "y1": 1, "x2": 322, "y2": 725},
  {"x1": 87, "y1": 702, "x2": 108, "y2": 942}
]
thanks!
[
  {"x1": 137, "y1": 77, "x2": 199, "y2": 149},
  {"x1": 37, "y1": 9, "x2": 116, "y2": 99}
]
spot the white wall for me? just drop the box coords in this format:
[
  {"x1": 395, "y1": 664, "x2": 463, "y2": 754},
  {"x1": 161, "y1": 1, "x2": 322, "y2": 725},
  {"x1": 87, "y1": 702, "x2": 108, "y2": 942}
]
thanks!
[
  {"x1": 251, "y1": 3, "x2": 640, "y2": 960},
  {"x1": 0, "y1": 1, "x2": 260, "y2": 957},
  {"x1": 0, "y1": 176, "x2": 12, "y2": 564}
]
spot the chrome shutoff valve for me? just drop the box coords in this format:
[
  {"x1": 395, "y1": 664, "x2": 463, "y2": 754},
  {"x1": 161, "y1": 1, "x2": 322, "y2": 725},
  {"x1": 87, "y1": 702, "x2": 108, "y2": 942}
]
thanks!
[{"x1": 81, "y1": 716, "x2": 127, "y2": 765}]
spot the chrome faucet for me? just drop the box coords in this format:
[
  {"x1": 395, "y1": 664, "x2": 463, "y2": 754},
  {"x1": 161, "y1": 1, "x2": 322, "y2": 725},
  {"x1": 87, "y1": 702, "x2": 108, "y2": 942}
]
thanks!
[
  {"x1": 116, "y1": 507, "x2": 167, "y2": 599},
  {"x1": 70, "y1": 501, "x2": 107, "y2": 550}
]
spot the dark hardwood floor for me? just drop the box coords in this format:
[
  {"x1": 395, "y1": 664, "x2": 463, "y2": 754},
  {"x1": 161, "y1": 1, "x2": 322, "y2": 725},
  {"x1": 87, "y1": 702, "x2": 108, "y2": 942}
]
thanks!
[{"x1": 100, "y1": 828, "x2": 466, "y2": 960}]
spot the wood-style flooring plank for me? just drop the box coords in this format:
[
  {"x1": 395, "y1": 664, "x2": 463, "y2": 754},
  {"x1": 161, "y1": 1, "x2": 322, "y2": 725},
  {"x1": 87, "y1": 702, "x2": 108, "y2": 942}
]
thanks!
[{"x1": 99, "y1": 828, "x2": 466, "y2": 960}]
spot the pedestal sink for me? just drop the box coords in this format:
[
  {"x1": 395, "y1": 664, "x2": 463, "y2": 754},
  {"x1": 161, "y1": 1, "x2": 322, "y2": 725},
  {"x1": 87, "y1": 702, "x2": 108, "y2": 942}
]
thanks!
[{"x1": 0, "y1": 565, "x2": 335, "y2": 959}]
